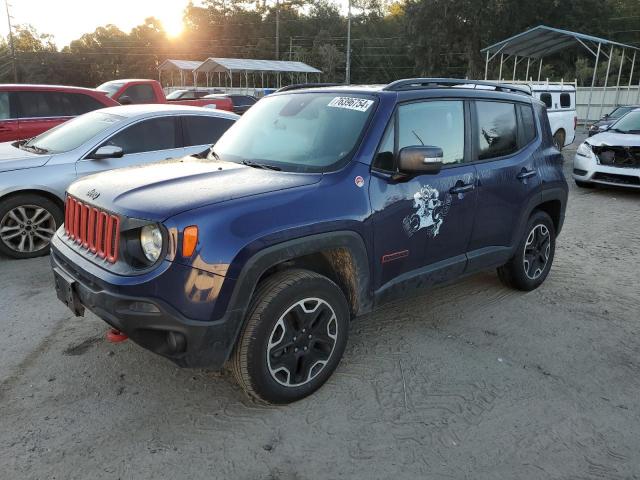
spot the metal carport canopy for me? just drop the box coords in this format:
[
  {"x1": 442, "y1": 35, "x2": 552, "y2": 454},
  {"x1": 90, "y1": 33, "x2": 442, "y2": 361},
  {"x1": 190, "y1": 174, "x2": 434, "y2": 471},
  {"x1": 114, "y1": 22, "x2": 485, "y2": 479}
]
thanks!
[
  {"x1": 194, "y1": 58, "x2": 322, "y2": 74},
  {"x1": 481, "y1": 25, "x2": 638, "y2": 59},
  {"x1": 157, "y1": 59, "x2": 203, "y2": 72},
  {"x1": 481, "y1": 25, "x2": 640, "y2": 124}
]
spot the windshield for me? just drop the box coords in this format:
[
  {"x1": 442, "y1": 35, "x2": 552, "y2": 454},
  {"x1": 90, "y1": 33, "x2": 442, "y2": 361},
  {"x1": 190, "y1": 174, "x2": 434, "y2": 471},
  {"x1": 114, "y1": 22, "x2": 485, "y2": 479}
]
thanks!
[
  {"x1": 166, "y1": 90, "x2": 187, "y2": 100},
  {"x1": 214, "y1": 92, "x2": 376, "y2": 172},
  {"x1": 610, "y1": 111, "x2": 640, "y2": 134},
  {"x1": 96, "y1": 81, "x2": 125, "y2": 97},
  {"x1": 24, "y1": 111, "x2": 123, "y2": 154},
  {"x1": 609, "y1": 106, "x2": 633, "y2": 119}
]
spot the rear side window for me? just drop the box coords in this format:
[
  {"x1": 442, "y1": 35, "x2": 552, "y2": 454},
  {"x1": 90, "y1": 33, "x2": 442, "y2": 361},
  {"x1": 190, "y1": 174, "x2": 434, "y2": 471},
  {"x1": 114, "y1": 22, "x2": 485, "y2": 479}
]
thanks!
[
  {"x1": 105, "y1": 117, "x2": 178, "y2": 154},
  {"x1": 518, "y1": 104, "x2": 537, "y2": 147},
  {"x1": 121, "y1": 84, "x2": 156, "y2": 103},
  {"x1": 560, "y1": 93, "x2": 571, "y2": 108},
  {"x1": 397, "y1": 100, "x2": 465, "y2": 165},
  {"x1": 182, "y1": 115, "x2": 235, "y2": 146},
  {"x1": 231, "y1": 95, "x2": 257, "y2": 107},
  {"x1": 539, "y1": 93, "x2": 552, "y2": 108},
  {"x1": 475, "y1": 101, "x2": 518, "y2": 160},
  {"x1": 0, "y1": 92, "x2": 10, "y2": 119}
]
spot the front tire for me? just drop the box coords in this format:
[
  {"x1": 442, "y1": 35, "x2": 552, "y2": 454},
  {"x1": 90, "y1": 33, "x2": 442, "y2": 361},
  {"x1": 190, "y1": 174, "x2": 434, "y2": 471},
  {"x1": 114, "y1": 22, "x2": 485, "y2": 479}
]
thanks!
[
  {"x1": 231, "y1": 269, "x2": 350, "y2": 404},
  {"x1": 497, "y1": 210, "x2": 556, "y2": 291},
  {"x1": 0, "y1": 194, "x2": 63, "y2": 259}
]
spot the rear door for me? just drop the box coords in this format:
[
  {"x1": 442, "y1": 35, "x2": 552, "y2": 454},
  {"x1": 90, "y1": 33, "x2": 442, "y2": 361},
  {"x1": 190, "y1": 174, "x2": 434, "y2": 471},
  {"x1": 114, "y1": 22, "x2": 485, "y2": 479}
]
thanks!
[
  {"x1": 370, "y1": 99, "x2": 478, "y2": 295},
  {"x1": 0, "y1": 91, "x2": 20, "y2": 142},
  {"x1": 181, "y1": 115, "x2": 236, "y2": 155},
  {"x1": 467, "y1": 100, "x2": 543, "y2": 270},
  {"x1": 76, "y1": 116, "x2": 185, "y2": 176}
]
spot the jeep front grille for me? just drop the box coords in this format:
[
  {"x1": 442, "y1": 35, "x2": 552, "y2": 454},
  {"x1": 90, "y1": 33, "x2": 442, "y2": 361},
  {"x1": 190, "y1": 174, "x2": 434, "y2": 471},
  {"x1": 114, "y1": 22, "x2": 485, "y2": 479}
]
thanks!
[{"x1": 64, "y1": 195, "x2": 120, "y2": 263}]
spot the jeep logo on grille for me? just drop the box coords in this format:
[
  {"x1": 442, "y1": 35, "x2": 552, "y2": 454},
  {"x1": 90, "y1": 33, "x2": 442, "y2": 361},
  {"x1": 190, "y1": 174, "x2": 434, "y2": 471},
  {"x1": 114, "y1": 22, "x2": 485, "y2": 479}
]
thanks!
[{"x1": 87, "y1": 189, "x2": 100, "y2": 200}]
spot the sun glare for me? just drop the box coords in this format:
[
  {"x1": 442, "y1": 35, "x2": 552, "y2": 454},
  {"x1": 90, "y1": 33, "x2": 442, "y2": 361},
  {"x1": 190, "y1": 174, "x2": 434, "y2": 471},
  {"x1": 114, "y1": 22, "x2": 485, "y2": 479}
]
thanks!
[{"x1": 161, "y1": 16, "x2": 184, "y2": 38}]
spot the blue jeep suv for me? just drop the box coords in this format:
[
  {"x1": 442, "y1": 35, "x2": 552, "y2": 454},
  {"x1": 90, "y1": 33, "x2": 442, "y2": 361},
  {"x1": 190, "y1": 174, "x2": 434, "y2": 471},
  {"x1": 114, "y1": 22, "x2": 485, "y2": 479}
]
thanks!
[{"x1": 50, "y1": 79, "x2": 568, "y2": 404}]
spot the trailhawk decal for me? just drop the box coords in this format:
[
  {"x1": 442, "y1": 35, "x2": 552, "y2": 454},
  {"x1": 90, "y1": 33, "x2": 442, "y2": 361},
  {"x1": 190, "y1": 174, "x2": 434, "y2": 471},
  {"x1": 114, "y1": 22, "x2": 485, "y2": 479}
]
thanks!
[
  {"x1": 402, "y1": 185, "x2": 452, "y2": 238},
  {"x1": 327, "y1": 97, "x2": 374, "y2": 112}
]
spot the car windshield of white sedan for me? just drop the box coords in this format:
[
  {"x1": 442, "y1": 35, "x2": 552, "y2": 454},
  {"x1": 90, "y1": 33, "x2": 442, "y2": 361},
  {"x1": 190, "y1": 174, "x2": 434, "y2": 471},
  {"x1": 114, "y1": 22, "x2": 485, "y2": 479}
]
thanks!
[
  {"x1": 24, "y1": 111, "x2": 123, "y2": 154},
  {"x1": 611, "y1": 111, "x2": 640, "y2": 134},
  {"x1": 214, "y1": 92, "x2": 377, "y2": 172}
]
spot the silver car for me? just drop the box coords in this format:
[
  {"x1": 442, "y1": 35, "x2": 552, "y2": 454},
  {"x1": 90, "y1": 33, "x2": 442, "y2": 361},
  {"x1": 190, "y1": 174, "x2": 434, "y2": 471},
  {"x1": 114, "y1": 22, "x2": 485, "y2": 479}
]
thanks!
[
  {"x1": 573, "y1": 108, "x2": 640, "y2": 189},
  {"x1": 0, "y1": 104, "x2": 238, "y2": 259}
]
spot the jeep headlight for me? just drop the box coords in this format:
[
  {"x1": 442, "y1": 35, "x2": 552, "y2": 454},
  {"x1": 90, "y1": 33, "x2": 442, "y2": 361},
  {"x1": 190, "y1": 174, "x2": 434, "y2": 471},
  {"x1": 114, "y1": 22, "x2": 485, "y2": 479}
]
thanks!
[
  {"x1": 576, "y1": 142, "x2": 594, "y2": 158},
  {"x1": 140, "y1": 224, "x2": 163, "y2": 262}
]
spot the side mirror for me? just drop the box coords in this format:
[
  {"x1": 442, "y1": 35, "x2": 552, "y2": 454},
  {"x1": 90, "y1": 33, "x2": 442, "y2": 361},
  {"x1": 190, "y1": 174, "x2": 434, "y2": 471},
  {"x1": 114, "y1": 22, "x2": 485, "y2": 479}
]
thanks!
[
  {"x1": 397, "y1": 146, "x2": 443, "y2": 175},
  {"x1": 119, "y1": 95, "x2": 133, "y2": 105},
  {"x1": 603, "y1": 113, "x2": 610, "y2": 119},
  {"x1": 90, "y1": 145, "x2": 123, "y2": 160}
]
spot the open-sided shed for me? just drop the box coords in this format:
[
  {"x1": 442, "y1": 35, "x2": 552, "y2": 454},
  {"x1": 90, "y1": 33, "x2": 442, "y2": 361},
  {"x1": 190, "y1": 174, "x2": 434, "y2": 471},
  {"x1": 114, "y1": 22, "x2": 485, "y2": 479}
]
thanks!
[
  {"x1": 193, "y1": 57, "x2": 322, "y2": 90},
  {"x1": 482, "y1": 25, "x2": 640, "y2": 122},
  {"x1": 157, "y1": 59, "x2": 203, "y2": 86}
]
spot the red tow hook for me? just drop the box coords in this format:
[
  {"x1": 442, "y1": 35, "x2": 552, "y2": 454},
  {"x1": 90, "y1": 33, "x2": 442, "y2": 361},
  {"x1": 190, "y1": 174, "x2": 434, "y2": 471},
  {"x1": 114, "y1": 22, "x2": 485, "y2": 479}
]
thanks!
[{"x1": 106, "y1": 328, "x2": 128, "y2": 343}]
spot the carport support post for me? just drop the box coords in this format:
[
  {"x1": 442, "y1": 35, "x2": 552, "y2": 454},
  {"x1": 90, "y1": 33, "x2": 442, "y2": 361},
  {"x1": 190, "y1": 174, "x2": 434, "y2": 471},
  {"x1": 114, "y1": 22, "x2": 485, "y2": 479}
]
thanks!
[
  {"x1": 585, "y1": 42, "x2": 601, "y2": 129},
  {"x1": 525, "y1": 57, "x2": 530, "y2": 81},
  {"x1": 537, "y1": 58, "x2": 543, "y2": 82},
  {"x1": 498, "y1": 53, "x2": 504, "y2": 81},
  {"x1": 626, "y1": 51, "x2": 636, "y2": 104},
  {"x1": 484, "y1": 50, "x2": 489, "y2": 80},
  {"x1": 512, "y1": 55, "x2": 518, "y2": 81},
  {"x1": 598, "y1": 45, "x2": 615, "y2": 120},
  {"x1": 614, "y1": 48, "x2": 625, "y2": 106}
]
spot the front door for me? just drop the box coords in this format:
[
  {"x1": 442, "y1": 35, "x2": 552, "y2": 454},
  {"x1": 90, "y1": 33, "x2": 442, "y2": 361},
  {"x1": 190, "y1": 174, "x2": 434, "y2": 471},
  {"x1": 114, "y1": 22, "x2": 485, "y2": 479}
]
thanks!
[
  {"x1": 76, "y1": 116, "x2": 185, "y2": 177},
  {"x1": 370, "y1": 99, "x2": 478, "y2": 300}
]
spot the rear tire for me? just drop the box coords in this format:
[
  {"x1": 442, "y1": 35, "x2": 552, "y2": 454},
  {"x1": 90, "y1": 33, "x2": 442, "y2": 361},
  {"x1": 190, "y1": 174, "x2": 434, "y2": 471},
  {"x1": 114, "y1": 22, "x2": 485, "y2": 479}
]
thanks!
[
  {"x1": 553, "y1": 130, "x2": 566, "y2": 151},
  {"x1": 231, "y1": 269, "x2": 350, "y2": 404},
  {"x1": 575, "y1": 180, "x2": 595, "y2": 189},
  {"x1": 0, "y1": 193, "x2": 63, "y2": 259},
  {"x1": 497, "y1": 210, "x2": 556, "y2": 291}
]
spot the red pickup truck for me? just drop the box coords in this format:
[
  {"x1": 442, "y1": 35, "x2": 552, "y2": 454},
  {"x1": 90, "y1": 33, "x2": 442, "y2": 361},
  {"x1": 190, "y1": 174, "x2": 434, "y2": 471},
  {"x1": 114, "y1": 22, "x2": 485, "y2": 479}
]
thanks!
[{"x1": 96, "y1": 79, "x2": 234, "y2": 112}]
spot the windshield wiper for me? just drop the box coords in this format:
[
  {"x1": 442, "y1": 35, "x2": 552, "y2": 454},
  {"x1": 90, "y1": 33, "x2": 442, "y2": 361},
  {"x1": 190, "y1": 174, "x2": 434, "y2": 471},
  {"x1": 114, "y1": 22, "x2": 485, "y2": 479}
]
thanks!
[
  {"x1": 241, "y1": 160, "x2": 281, "y2": 171},
  {"x1": 20, "y1": 143, "x2": 49, "y2": 154}
]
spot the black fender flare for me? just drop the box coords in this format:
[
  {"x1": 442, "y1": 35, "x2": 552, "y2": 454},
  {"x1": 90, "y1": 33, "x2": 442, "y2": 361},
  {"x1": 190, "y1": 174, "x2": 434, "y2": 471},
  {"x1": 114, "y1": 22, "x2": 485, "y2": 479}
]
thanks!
[
  {"x1": 511, "y1": 186, "x2": 567, "y2": 252},
  {"x1": 217, "y1": 231, "x2": 372, "y2": 362}
]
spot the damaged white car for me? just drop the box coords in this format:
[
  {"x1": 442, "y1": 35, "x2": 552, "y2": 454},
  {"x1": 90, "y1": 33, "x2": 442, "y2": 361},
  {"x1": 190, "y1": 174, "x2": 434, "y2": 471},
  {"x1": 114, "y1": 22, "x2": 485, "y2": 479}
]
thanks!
[{"x1": 573, "y1": 108, "x2": 640, "y2": 189}]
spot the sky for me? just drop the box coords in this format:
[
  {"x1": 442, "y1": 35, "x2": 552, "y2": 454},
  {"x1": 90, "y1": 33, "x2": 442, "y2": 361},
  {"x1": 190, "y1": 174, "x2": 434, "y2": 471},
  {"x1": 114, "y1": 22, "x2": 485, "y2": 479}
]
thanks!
[{"x1": 0, "y1": 0, "x2": 350, "y2": 49}]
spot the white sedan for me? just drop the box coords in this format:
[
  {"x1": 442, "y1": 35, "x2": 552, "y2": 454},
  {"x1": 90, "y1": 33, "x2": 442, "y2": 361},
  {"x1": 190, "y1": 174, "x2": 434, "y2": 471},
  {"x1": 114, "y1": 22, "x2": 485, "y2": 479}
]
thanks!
[
  {"x1": 0, "y1": 104, "x2": 238, "y2": 259},
  {"x1": 573, "y1": 108, "x2": 640, "y2": 189}
]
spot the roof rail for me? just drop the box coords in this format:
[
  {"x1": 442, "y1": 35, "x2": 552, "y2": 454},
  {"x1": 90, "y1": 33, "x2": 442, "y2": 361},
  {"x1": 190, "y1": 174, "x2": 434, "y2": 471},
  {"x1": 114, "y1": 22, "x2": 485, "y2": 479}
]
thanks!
[
  {"x1": 383, "y1": 78, "x2": 532, "y2": 96},
  {"x1": 275, "y1": 83, "x2": 343, "y2": 93}
]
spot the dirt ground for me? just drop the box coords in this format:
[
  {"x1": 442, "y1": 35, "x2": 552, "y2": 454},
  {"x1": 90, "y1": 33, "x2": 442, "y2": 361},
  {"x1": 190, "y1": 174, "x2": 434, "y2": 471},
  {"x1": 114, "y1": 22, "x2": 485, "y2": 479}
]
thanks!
[{"x1": 1, "y1": 136, "x2": 639, "y2": 479}]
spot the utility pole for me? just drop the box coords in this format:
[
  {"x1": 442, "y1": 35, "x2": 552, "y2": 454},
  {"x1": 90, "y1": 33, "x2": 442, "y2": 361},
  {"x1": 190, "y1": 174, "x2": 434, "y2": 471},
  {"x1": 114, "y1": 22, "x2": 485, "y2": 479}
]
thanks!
[
  {"x1": 289, "y1": 36, "x2": 293, "y2": 60},
  {"x1": 275, "y1": 0, "x2": 279, "y2": 60},
  {"x1": 345, "y1": 0, "x2": 351, "y2": 84},
  {"x1": 4, "y1": 0, "x2": 17, "y2": 82}
]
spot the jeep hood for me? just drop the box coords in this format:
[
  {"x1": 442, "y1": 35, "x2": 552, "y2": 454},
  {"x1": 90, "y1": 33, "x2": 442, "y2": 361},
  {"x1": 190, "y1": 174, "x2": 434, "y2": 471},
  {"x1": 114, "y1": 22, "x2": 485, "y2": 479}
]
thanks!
[
  {"x1": 68, "y1": 157, "x2": 322, "y2": 220},
  {"x1": 0, "y1": 141, "x2": 52, "y2": 173},
  {"x1": 587, "y1": 132, "x2": 640, "y2": 147}
]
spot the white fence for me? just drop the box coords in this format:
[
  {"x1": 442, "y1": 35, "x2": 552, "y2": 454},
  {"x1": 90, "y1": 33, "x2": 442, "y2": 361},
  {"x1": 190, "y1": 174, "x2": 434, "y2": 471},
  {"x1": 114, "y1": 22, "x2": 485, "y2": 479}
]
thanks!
[{"x1": 577, "y1": 86, "x2": 640, "y2": 122}]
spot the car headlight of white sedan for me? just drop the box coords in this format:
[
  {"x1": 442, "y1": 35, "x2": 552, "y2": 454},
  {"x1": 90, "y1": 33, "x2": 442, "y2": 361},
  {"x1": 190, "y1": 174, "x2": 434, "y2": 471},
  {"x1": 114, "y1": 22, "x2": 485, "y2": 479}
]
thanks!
[{"x1": 576, "y1": 142, "x2": 595, "y2": 159}]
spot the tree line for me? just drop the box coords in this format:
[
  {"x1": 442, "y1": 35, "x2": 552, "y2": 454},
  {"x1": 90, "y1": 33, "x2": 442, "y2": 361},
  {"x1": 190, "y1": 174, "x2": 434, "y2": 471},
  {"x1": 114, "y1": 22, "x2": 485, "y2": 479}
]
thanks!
[{"x1": 0, "y1": 0, "x2": 638, "y2": 88}]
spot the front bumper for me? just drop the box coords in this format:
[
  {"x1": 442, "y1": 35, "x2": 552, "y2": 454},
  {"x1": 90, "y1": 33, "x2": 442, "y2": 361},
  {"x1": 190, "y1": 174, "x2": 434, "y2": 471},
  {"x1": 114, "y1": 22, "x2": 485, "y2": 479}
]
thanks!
[
  {"x1": 50, "y1": 234, "x2": 243, "y2": 369},
  {"x1": 572, "y1": 153, "x2": 640, "y2": 189}
]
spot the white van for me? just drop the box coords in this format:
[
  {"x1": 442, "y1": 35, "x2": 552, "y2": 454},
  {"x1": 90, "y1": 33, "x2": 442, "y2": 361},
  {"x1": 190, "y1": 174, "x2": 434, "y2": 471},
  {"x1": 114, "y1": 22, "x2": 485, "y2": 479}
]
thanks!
[{"x1": 529, "y1": 83, "x2": 576, "y2": 149}]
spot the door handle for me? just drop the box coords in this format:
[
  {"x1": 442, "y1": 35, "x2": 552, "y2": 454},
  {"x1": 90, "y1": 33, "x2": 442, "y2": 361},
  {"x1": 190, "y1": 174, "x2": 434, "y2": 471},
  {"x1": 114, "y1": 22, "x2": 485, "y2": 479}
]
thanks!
[
  {"x1": 517, "y1": 168, "x2": 537, "y2": 180},
  {"x1": 449, "y1": 183, "x2": 475, "y2": 195}
]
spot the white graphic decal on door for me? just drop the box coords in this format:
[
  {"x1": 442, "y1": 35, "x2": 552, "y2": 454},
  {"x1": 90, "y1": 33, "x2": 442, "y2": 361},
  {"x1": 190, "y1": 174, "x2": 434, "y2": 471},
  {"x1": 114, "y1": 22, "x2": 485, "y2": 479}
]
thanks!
[{"x1": 402, "y1": 185, "x2": 452, "y2": 238}]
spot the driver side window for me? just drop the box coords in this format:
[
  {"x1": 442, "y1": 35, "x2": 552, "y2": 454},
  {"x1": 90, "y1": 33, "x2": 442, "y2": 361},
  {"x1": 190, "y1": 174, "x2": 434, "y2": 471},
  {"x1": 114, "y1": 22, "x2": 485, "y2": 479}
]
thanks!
[{"x1": 104, "y1": 117, "x2": 178, "y2": 155}]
